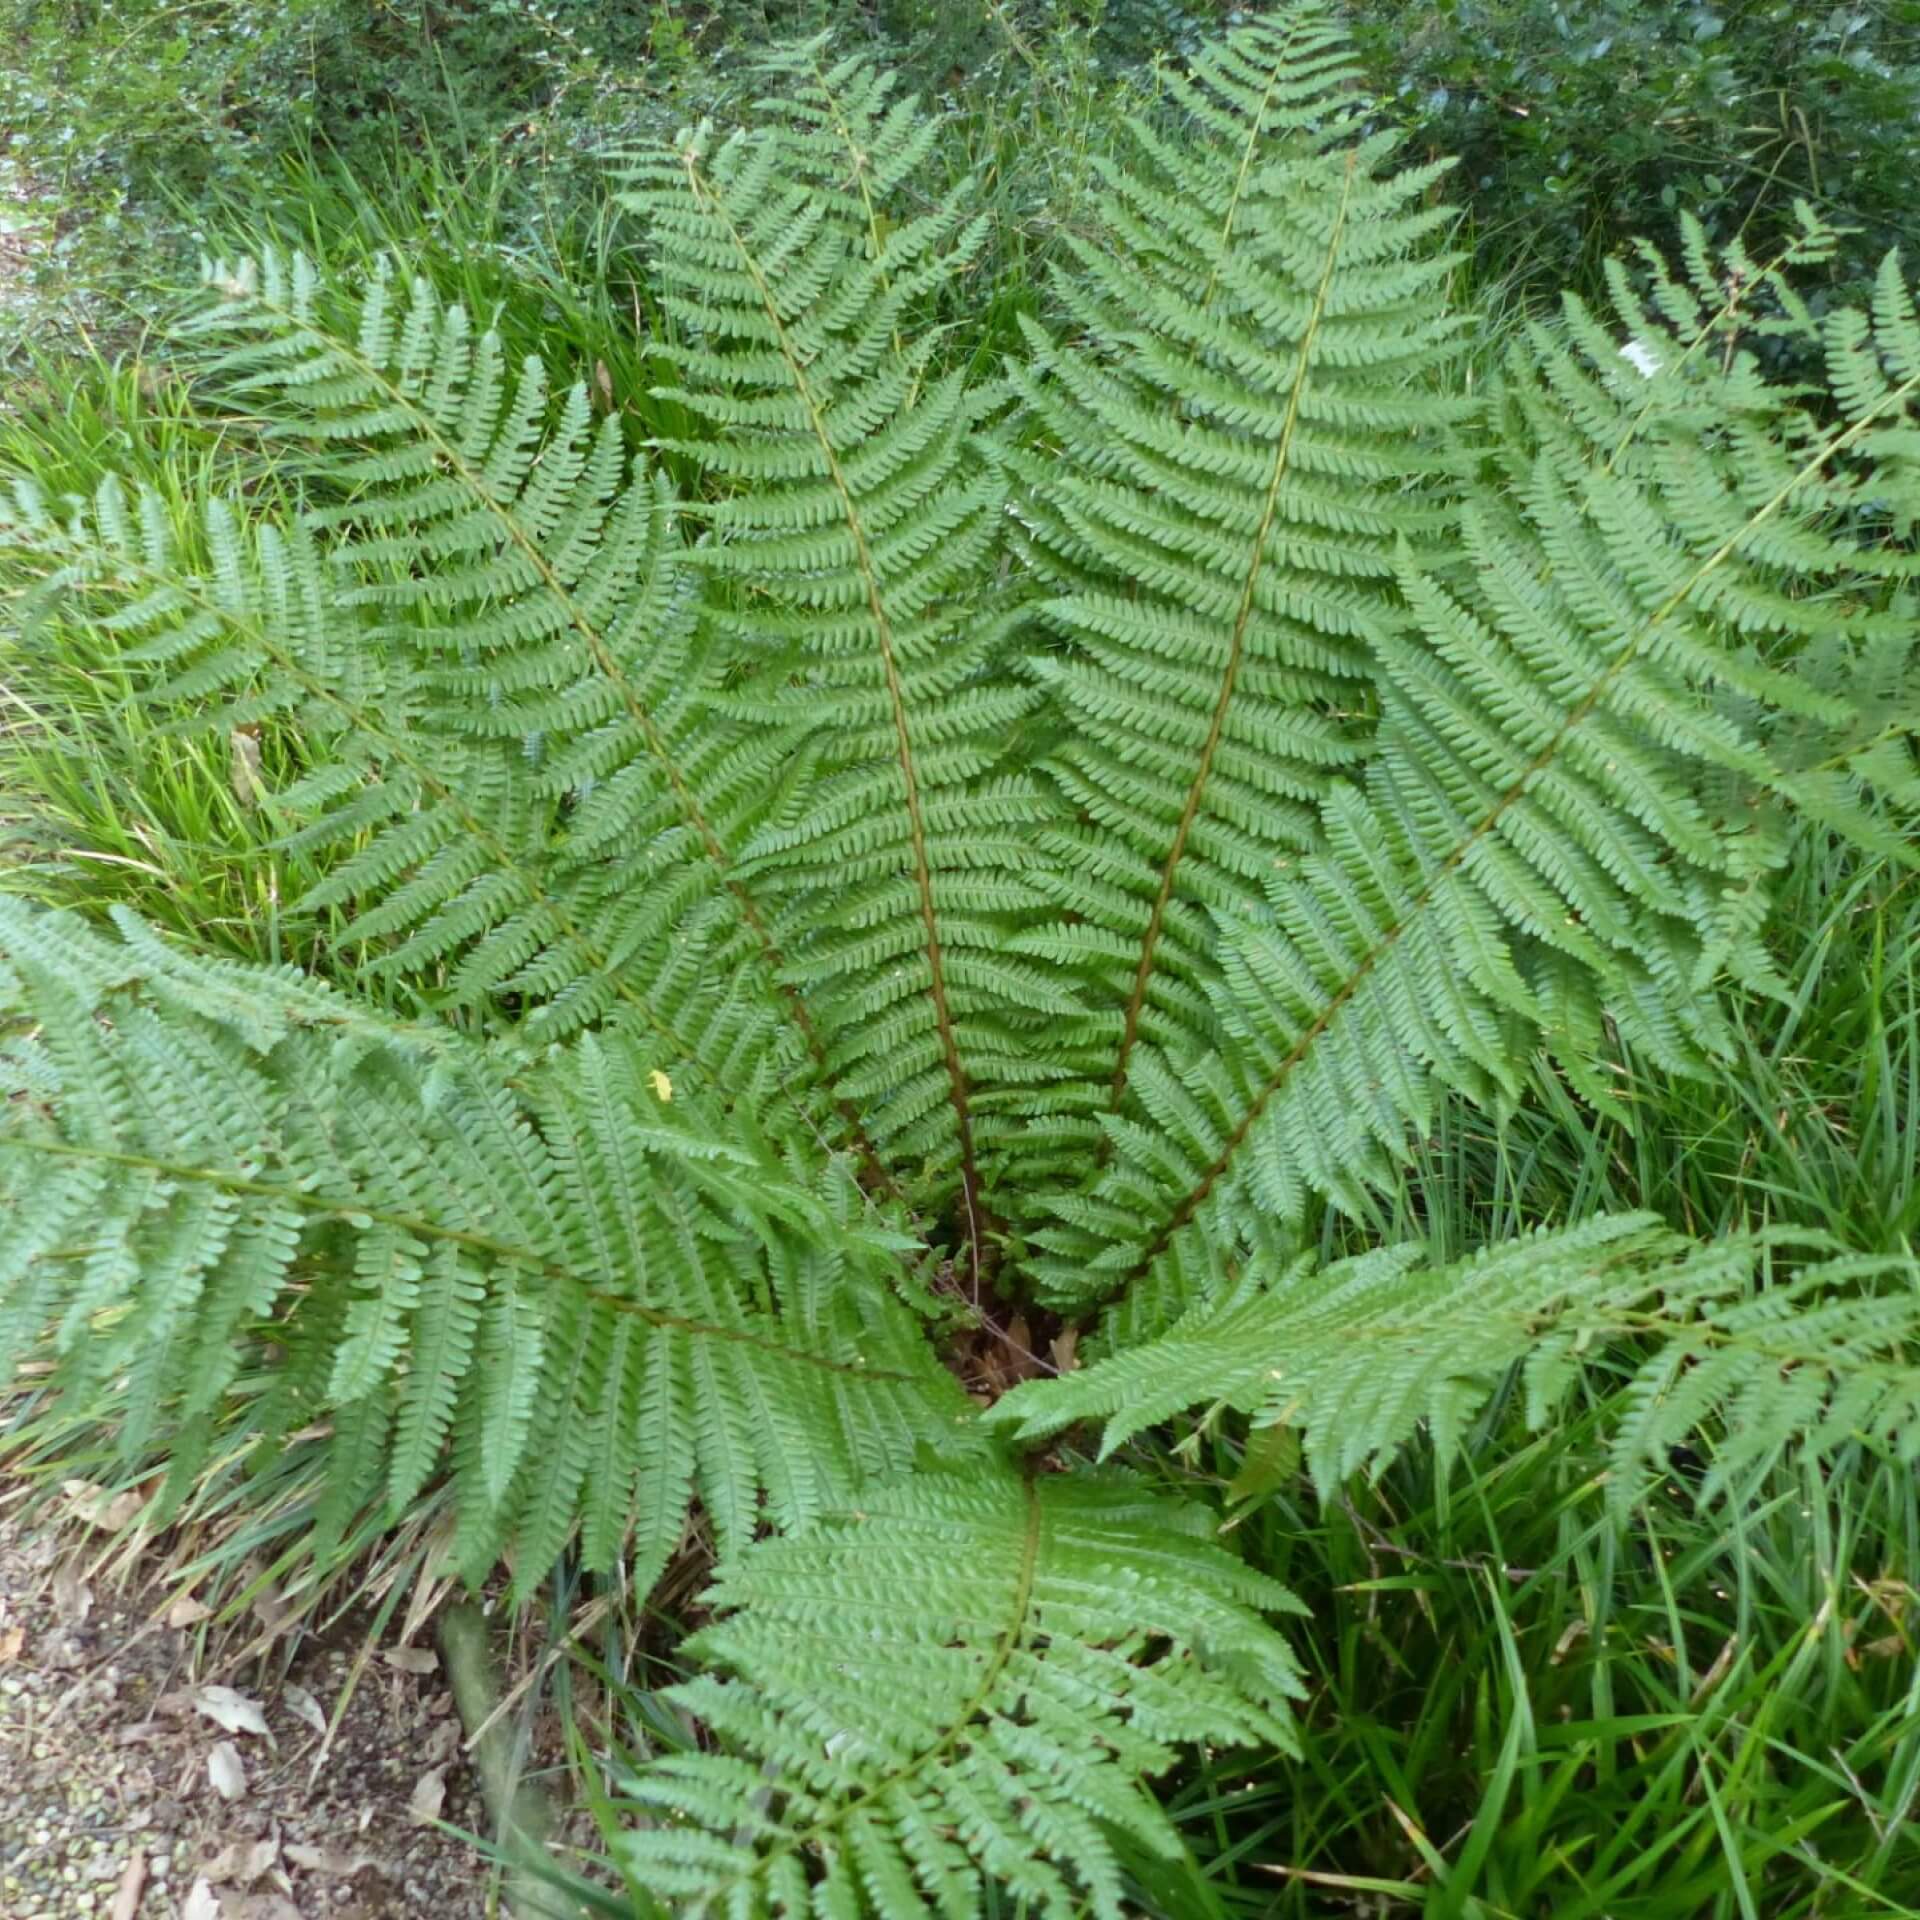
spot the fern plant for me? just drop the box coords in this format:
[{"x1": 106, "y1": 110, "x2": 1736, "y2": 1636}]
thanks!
[{"x1": 3, "y1": 13, "x2": 1920, "y2": 1916}]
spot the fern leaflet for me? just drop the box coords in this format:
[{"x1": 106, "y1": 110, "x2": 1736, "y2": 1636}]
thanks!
[{"x1": 616, "y1": 1466, "x2": 1304, "y2": 1920}]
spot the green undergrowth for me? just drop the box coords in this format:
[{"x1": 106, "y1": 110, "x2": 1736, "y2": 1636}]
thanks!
[
  {"x1": 5, "y1": 152, "x2": 1919, "y2": 1920},
  {"x1": 7, "y1": 1, "x2": 1916, "y2": 361}
]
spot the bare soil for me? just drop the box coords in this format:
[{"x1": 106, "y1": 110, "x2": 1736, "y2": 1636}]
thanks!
[{"x1": 0, "y1": 1506, "x2": 504, "y2": 1920}]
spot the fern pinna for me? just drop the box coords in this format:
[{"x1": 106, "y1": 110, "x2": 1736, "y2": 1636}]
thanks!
[{"x1": 3, "y1": 12, "x2": 1919, "y2": 1917}]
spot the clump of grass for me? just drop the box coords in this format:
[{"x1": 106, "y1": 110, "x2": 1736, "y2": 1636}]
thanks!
[
  {"x1": 1368, "y1": 842, "x2": 1920, "y2": 1262},
  {"x1": 1137, "y1": 1417, "x2": 1920, "y2": 1918},
  {"x1": 0, "y1": 349, "x2": 316, "y2": 961}
]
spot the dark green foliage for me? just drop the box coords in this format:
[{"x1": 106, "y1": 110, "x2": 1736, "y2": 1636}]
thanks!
[
  {"x1": 0, "y1": 0, "x2": 664, "y2": 227},
  {"x1": 11, "y1": 0, "x2": 1916, "y2": 372},
  {"x1": 1346, "y1": 0, "x2": 1920, "y2": 302},
  {"x1": 4, "y1": 11, "x2": 1920, "y2": 1916},
  {"x1": 0, "y1": 0, "x2": 1231, "y2": 354}
]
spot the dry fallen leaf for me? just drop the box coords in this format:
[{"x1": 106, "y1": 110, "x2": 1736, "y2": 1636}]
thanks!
[
  {"x1": 195, "y1": 1685, "x2": 273, "y2": 1741},
  {"x1": 227, "y1": 1897, "x2": 301, "y2": 1920},
  {"x1": 108, "y1": 1852, "x2": 147, "y2": 1920},
  {"x1": 281, "y1": 1683, "x2": 327, "y2": 1737},
  {"x1": 381, "y1": 1644, "x2": 438, "y2": 1676},
  {"x1": 0, "y1": 1623, "x2": 24, "y2": 1663},
  {"x1": 202, "y1": 1837, "x2": 278, "y2": 1885},
  {"x1": 251, "y1": 1584, "x2": 297, "y2": 1637},
  {"x1": 407, "y1": 1763, "x2": 448, "y2": 1827},
  {"x1": 62, "y1": 1478, "x2": 148, "y2": 1531},
  {"x1": 40, "y1": 1628, "x2": 84, "y2": 1671},
  {"x1": 107, "y1": 1488, "x2": 149, "y2": 1528},
  {"x1": 181, "y1": 1878, "x2": 223, "y2": 1920},
  {"x1": 207, "y1": 1740, "x2": 249, "y2": 1801},
  {"x1": 53, "y1": 1562, "x2": 94, "y2": 1627},
  {"x1": 285, "y1": 1841, "x2": 380, "y2": 1879}
]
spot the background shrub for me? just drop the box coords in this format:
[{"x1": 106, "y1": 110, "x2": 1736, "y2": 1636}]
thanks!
[{"x1": 1346, "y1": 0, "x2": 1920, "y2": 302}]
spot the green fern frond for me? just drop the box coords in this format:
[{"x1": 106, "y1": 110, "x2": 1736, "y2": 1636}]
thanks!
[
  {"x1": 1034, "y1": 210, "x2": 1920, "y2": 1330},
  {"x1": 0, "y1": 900, "x2": 968, "y2": 1596},
  {"x1": 2, "y1": 266, "x2": 899, "y2": 1180},
  {"x1": 616, "y1": 1464, "x2": 1304, "y2": 1920},
  {"x1": 619, "y1": 73, "x2": 1064, "y2": 1270},
  {"x1": 1000, "y1": 13, "x2": 1469, "y2": 1197},
  {"x1": 992, "y1": 1217, "x2": 1920, "y2": 1512}
]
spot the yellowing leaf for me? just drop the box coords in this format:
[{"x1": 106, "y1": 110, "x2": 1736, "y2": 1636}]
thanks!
[
  {"x1": 1227, "y1": 1422, "x2": 1301, "y2": 1507},
  {"x1": 229, "y1": 726, "x2": 265, "y2": 808}
]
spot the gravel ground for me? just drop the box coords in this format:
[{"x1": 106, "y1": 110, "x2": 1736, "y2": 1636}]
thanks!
[{"x1": 0, "y1": 1505, "x2": 506, "y2": 1920}]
